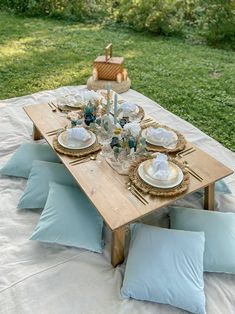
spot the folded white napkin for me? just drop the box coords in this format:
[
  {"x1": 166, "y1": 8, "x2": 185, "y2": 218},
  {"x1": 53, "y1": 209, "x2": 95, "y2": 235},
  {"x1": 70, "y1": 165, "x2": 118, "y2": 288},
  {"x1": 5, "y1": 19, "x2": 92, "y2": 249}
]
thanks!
[
  {"x1": 122, "y1": 102, "x2": 137, "y2": 116},
  {"x1": 67, "y1": 127, "x2": 91, "y2": 142},
  {"x1": 147, "y1": 127, "x2": 177, "y2": 149},
  {"x1": 82, "y1": 90, "x2": 99, "y2": 102},
  {"x1": 152, "y1": 153, "x2": 171, "y2": 180},
  {"x1": 57, "y1": 95, "x2": 83, "y2": 108}
]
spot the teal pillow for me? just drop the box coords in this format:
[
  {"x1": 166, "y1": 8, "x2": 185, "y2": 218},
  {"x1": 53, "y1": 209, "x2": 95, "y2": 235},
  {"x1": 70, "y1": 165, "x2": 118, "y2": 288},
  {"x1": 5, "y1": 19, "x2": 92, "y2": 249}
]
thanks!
[
  {"x1": 214, "y1": 180, "x2": 231, "y2": 194},
  {"x1": 121, "y1": 223, "x2": 206, "y2": 314},
  {"x1": 170, "y1": 207, "x2": 235, "y2": 274},
  {"x1": 0, "y1": 143, "x2": 60, "y2": 178},
  {"x1": 30, "y1": 182, "x2": 103, "y2": 253},
  {"x1": 18, "y1": 161, "x2": 77, "y2": 209},
  {"x1": 194, "y1": 180, "x2": 231, "y2": 198}
]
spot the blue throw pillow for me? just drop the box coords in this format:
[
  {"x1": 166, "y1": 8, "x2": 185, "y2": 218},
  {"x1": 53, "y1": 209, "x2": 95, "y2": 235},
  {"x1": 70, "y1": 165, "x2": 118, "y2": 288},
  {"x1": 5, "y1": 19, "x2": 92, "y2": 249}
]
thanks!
[
  {"x1": 214, "y1": 180, "x2": 231, "y2": 194},
  {"x1": 18, "y1": 160, "x2": 77, "y2": 209},
  {"x1": 30, "y1": 182, "x2": 103, "y2": 253},
  {"x1": 170, "y1": 207, "x2": 235, "y2": 274},
  {"x1": 0, "y1": 143, "x2": 60, "y2": 178},
  {"x1": 121, "y1": 223, "x2": 206, "y2": 314},
  {"x1": 193, "y1": 180, "x2": 231, "y2": 199}
]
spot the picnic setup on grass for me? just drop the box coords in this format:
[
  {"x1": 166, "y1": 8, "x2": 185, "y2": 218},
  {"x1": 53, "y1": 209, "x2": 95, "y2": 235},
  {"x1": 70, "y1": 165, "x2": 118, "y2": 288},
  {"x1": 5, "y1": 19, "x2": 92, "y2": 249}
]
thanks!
[{"x1": 0, "y1": 44, "x2": 235, "y2": 314}]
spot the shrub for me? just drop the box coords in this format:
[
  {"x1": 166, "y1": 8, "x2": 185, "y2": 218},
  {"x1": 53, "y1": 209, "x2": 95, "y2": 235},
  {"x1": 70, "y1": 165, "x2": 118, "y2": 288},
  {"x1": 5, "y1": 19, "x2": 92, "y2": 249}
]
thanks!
[
  {"x1": 0, "y1": 0, "x2": 234, "y2": 46},
  {"x1": 196, "y1": 0, "x2": 235, "y2": 45},
  {"x1": 115, "y1": 0, "x2": 187, "y2": 36},
  {"x1": 0, "y1": 0, "x2": 103, "y2": 21}
]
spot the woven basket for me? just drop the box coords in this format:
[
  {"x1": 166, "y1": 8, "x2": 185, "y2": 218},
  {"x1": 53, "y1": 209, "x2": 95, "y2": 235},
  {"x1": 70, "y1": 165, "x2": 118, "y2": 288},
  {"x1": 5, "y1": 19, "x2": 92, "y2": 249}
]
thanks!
[{"x1": 94, "y1": 44, "x2": 124, "y2": 81}]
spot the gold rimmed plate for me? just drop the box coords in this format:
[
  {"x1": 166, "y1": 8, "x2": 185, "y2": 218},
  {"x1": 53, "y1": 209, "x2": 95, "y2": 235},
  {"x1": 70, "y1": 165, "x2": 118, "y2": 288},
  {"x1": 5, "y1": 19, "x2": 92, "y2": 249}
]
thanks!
[
  {"x1": 138, "y1": 159, "x2": 184, "y2": 189},
  {"x1": 58, "y1": 130, "x2": 96, "y2": 150}
]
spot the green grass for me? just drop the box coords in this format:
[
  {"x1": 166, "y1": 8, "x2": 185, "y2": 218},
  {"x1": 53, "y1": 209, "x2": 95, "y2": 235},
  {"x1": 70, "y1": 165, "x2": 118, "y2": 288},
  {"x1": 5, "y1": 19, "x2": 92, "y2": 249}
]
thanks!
[{"x1": 0, "y1": 12, "x2": 234, "y2": 151}]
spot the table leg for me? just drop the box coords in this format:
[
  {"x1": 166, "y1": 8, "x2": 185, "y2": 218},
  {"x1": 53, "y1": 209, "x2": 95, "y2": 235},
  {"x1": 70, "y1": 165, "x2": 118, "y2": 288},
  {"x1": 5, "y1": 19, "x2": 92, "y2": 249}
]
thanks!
[
  {"x1": 111, "y1": 226, "x2": 126, "y2": 267},
  {"x1": 204, "y1": 183, "x2": 215, "y2": 210},
  {"x1": 33, "y1": 124, "x2": 42, "y2": 140}
]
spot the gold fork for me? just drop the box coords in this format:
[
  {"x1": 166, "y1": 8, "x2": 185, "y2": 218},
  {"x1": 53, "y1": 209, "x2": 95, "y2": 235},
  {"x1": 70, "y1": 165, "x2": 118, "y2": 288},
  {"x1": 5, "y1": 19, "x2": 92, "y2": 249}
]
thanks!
[
  {"x1": 46, "y1": 128, "x2": 64, "y2": 136},
  {"x1": 70, "y1": 154, "x2": 98, "y2": 165},
  {"x1": 176, "y1": 147, "x2": 195, "y2": 158},
  {"x1": 127, "y1": 182, "x2": 148, "y2": 205},
  {"x1": 48, "y1": 102, "x2": 57, "y2": 112},
  {"x1": 141, "y1": 118, "x2": 153, "y2": 124},
  {"x1": 183, "y1": 161, "x2": 203, "y2": 181}
]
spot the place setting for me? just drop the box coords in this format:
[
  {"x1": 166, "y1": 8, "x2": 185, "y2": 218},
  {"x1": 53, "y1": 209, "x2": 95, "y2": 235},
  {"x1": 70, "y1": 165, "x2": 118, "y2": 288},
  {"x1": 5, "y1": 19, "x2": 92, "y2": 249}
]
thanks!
[
  {"x1": 141, "y1": 123, "x2": 186, "y2": 153},
  {"x1": 52, "y1": 126, "x2": 102, "y2": 164},
  {"x1": 128, "y1": 153, "x2": 190, "y2": 201},
  {"x1": 56, "y1": 90, "x2": 100, "y2": 111}
]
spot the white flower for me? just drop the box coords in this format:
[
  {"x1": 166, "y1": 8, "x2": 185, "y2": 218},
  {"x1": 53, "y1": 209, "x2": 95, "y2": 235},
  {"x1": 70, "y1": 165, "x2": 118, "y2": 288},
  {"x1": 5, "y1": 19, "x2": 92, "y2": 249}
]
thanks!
[{"x1": 124, "y1": 122, "x2": 141, "y2": 138}]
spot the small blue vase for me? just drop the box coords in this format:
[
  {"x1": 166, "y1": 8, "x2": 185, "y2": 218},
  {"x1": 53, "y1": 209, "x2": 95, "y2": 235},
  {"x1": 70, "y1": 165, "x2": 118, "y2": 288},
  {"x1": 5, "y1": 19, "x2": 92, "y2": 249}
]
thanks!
[{"x1": 84, "y1": 113, "x2": 95, "y2": 126}]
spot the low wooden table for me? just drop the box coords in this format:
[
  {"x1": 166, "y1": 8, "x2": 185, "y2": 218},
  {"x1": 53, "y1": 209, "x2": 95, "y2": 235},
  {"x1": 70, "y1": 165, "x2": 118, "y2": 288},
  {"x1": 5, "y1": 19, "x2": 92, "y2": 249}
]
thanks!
[{"x1": 24, "y1": 103, "x2": 233, "y2": 267}]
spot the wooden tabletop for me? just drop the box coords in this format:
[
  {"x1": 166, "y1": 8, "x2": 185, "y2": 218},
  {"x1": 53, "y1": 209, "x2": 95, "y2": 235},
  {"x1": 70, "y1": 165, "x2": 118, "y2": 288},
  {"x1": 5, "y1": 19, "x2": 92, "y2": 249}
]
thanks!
[{"x1": 24, "y1": 103, "x2": 233, "y2": 231}]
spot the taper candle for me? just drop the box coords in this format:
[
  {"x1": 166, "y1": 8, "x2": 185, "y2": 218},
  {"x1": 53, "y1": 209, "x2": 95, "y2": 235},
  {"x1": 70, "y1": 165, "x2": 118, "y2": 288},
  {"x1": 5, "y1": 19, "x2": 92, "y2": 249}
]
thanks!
[
  {"x1": 123, "y1": 69, "x2": 128, "y2": 81},
  {"x1": 114, "y1": 93, "x2": 118, "y2": 125}
]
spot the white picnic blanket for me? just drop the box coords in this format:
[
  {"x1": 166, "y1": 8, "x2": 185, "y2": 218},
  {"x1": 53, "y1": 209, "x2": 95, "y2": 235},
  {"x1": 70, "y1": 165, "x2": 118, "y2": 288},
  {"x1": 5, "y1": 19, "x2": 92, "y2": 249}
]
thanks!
[{"x1": 0, "y1": 86, "x2": 235, "y2": 314}]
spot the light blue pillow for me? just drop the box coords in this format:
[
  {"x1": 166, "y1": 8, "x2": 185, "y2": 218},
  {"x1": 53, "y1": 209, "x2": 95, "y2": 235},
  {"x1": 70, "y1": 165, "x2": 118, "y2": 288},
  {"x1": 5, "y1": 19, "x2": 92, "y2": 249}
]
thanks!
[
  {"x1": 170, "y1": 207, "x2": 235, "y2": 274},
  {"x1": 18, "y1": 160, "x2": 78, "y2": 209},
  {"x1": 0, "y1": 143, "x2": 60, "y2": 178},
  {"x1": 30, "y1": 182, "x2": 103, "y2": 253},
  {"x1": 121, "y1": 223, "x2": 206, "y2": 314},
  {"x1": 214, "y1": 180, "x2": 231, "y2": 194},
  {"x1": 193, "y1": 180, "x2": 231, "y2": 199}
]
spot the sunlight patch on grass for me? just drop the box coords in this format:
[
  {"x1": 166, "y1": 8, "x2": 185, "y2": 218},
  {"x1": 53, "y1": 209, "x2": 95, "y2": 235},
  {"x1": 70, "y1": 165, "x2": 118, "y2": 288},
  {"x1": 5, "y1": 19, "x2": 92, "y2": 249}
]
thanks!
[{"x1": 0, "y1": 12, "x2": 234, "y2": 151}]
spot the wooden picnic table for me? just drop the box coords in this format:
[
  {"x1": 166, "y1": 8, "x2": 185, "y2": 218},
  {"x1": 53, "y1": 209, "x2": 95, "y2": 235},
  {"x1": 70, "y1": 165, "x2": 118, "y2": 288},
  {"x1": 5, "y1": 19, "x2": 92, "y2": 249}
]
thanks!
[{"x1": 24, "y1": 101, "x2": 233, "y2": 267}]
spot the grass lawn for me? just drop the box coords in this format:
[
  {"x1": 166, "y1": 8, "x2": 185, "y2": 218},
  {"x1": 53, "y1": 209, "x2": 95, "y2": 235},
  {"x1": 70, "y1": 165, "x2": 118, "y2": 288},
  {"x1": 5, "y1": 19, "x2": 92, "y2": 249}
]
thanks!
[{"x1": 0, "y1": 11, "x2": 234, "y2": 151}]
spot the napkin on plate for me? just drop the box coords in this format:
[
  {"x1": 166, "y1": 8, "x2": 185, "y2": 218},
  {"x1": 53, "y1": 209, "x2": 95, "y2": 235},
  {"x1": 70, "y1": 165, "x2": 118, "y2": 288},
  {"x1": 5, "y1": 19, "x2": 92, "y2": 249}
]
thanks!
[
  {"x1": 122, "y1": 102, "x2": 137, "y2": 116},
  {"x1": 152, "y1": 153, "x2": 172, "y2": 180},
  {"x1": 82, "y1": 90, "x2": 99, "y2": 102},
  {"x1": 67, "y1": 127, "x2": 91, "y2": 142},
  {"x1": 147, "y1": 127, "x2": 177, "y2": 149}
]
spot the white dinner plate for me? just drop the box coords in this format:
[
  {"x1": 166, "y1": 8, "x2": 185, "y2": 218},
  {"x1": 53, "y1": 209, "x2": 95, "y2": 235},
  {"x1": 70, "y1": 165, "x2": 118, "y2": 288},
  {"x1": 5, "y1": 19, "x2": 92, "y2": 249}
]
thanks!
[
  {"x1": 58, "y1": 130, "x2": 96, "y2": 150},
  {"x1": 138, "y1": 159, "x2": 184, "y2": 189},
  {"x1": 142, "y1": 127, "x2": 178, "y2": 149}
]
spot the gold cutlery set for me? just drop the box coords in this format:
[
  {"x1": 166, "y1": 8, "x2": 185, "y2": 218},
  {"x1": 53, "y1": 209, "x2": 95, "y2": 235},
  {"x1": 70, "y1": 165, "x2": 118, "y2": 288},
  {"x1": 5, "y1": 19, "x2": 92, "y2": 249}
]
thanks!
[
  {"x1": 48, "y1": 102, "x2": 58, "y2": 112},
  {"x1": 127, "y1": 182, "x2": 148, "y2": 205},
  {"x1": 140, "y1": 118, "x2": 155, "y2": 128},
  {"x1": 176, "y1": 147, "x2": 203, "y2": 182},
  {"x1": 46, "y1": 127, "x2": 65, "y2": 136},
  {"x1": 69, "y1": 154, "x2": 98, "y2": 166}
]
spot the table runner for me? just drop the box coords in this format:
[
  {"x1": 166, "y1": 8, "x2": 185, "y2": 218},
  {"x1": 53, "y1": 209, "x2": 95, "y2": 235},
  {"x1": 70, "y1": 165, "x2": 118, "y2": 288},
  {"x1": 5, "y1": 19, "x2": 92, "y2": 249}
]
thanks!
[{"x1": 0, "y1": 86, "x2": 235, "y2": 314}]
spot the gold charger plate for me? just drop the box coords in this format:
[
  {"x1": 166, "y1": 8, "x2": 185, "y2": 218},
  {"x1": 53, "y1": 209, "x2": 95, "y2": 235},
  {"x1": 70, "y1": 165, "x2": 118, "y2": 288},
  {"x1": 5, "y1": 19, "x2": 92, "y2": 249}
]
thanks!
[
  {"x1": 138, "y1": 159, "x2": 184, "y2": 189},
  {"x1": 58, "y1": 130, "x2": 96, "y2": 150},
  {"x1": 141, "y1": 123, "x2": 186, "y2": 153},
  {"x1": 128, "y1": 156, "x2": 190, "y2": 197}
]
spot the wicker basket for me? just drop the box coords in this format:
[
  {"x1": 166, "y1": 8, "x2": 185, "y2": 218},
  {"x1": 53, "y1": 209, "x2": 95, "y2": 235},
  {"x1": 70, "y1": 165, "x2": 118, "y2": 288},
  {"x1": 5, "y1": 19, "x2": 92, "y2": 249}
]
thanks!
[{"x1": 93, "y1": 44, "x2": 124, "y2": 81}]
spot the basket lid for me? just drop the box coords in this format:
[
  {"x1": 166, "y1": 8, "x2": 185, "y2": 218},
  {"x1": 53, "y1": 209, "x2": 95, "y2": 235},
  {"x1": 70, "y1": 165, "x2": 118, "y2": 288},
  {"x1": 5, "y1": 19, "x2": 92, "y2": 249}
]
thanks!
[{"x1": 94, "y1": 56, "x2": 124, "y2": 65}]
